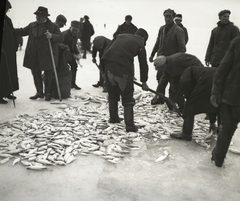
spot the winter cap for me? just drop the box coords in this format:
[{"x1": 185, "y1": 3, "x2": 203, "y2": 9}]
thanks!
[
  {"x1": 154, "y1": 56, "x2": 167, "y2": 70},
  {"x1": 174, "y1": 14, "x2": 182, "y2": 21},
  {"x1": 84, "y1": 15, "x2": 89, "y2": 20},
  {"x1": 56, "y1": 14, "x2": 67, "y2": 25},
  {"x1": 34, "y1": 6, "x2": 50, "y2": 17},
  {"x1": 218, "y1": 10, "x2": 231, "y2": 17},
  {"x1": 125, "y1": 15, "x2": 132, "y2": 20},
  {"x1": 71, "y1": 20, "x2": 80, "y2": 28},
  {"x1": 6, "y1": 0, "x2": 12, "y2": 9},
  {"x1": 163, "y1": 8, "x2": 176, "y2": 17},
  {"x1": 135, "y1": 28, "x2": 148, "y2": 42}
]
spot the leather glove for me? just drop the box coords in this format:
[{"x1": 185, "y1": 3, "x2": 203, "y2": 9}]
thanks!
[
  {"x1": 141, "y1": 82, "x2": 149, "y2": 91},
  {"x1": 149, "y1": 56, "x2": 153, "y2": 63},
  {"x1": 209, "y1": 123, "x2": 217, "y2": 133},
  {"x1": 210, "y1": 94, "x2": 221, "y2": 107},
  {"x1": 92, "y1": 57, "x2": 96, "y2": 63}
]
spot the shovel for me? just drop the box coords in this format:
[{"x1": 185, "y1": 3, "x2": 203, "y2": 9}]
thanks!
[
  {"x1": 133, "y1": 81, "x2": 183, "y2": 118},
  {"x1": 47, "y1": 37, "x2": 62, "y2": 102}
]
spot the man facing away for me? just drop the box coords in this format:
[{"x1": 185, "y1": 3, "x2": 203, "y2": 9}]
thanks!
[{"x1": 101, "y1": 28, "x2": 149, "y2": 132}]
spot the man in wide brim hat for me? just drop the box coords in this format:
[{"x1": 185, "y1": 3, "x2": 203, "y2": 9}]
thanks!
[{"x1": 34, "y1": 6, "x2": 50, "y2": 16}]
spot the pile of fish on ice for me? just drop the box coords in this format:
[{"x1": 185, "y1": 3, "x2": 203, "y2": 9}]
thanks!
[{"x1": 0, "y1": 90, "x2": 216, "y2": 170}]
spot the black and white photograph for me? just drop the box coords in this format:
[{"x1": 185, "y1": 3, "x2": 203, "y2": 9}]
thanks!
[{"x1": 1, "y1": 0, "x2": 240, "y2": 200}]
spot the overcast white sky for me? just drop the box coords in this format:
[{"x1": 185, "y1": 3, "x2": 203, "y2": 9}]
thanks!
[{"x1": 6, "y1": 0, "x2": 240, "y2": 62}]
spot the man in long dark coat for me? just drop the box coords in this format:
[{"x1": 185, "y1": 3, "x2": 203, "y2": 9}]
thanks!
[
  {"x1": 62, "y1": 20, "x2": 81, "y2": 90},
  {"x1": 154, "y1": 53, "x2": 203, "y2": 112},
  {"x1": 101, "y1": 29, "x2": 149, "y2": 132},
  {"x1": 0, "y1": 0, "x2": 19, "y2": 104},
  {"x1": 149, "y1": 9, "x2": 186, "y2": 105},
  {"x1": 113, "y1": 15, "x2": 138, "y2": 38},
  {"x1": 205, "y1": 10, "x2": 239, "y2": 67},
  {"x1": 15, "y1": 6, "x2": 63, "y2": 101},
  {"x1": 210, "y1": 36, "x2": 240, "y2": 167},
  {"x1": 169, "y1": 66, "x2": 219, "y2": 141},
  {"x1": 80, "y1": 15, "x2": 94, "y2": 59}
]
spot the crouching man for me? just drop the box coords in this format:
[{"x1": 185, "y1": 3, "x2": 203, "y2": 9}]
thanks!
[
  {"x1": 170, "y1": 66, "x2": 220, "y2": 141},
  {"x1": 101, "y1": 28, "x2": 149, "y2": 132}
]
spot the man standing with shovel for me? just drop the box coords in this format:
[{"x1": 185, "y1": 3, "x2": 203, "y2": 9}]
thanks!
[{"x1": 15, "y1": 6, "x2": 63, "y2": 101}]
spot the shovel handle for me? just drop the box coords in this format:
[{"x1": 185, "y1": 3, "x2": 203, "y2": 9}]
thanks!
[{"x1": 133, "y1": 81, "x2": 183, "y2": 118}]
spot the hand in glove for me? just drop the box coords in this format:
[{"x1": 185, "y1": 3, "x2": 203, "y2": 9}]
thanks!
[
  {"x1": 92, "y1": 57, "x2": 96, "y2": 63},
  {"x1": 210, "y1": 94, "x2": 221, "y2": 107},
  {"x1": 149, "y1": 56, "x2": 153, "y2": 63},
  {"x1": 209, "y1": 123, "x2": 217, "y2": 133},
  {"x1": 141, "y1": 82, "x2": 149, "y2": 91}
]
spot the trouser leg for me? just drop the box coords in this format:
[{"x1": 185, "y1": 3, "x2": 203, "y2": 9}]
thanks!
[
  {"x1": 182, "y1": 115, "x2": 194, "y2": 136},
  {"x1": 31, "y1": 69, "x2": 43, "y2": 94},
  {"x1": 44, "y1": 69, "x2": 54, "y2": 95},
  {"x1": 214, "y1": 104, "x2": 238, "y2": 161},
  {"x1": 109, "y1": 100, "x2": 120, "y2": 123}
]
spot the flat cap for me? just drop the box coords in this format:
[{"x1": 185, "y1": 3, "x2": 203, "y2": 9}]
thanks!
[
  {"x1": 218, "y1": 10, "x2": 231, "y2": 17},
  {"x1": 56, "y1": 14, "x2": 67, "y2": 25},
  {"x1": 71, "y1": 20, "x2": 80, "y2": 28}
]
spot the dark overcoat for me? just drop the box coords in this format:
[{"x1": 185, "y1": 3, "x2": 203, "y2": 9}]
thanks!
[
  {"x1": 15, "y1": 18, "x2": 63, "y2": 71},
  {"x1": 180, "y1": 66, "x2": 218, "y2": 116},
  {"x1": 205, "y1": 22, "x2": 239, "y2": 67},
  {"x1": 1, "y1": 15, "x2": 19, "y2": 92},
  {"x1": 113, "y1": 22, "x2": 138, "y2": 38},
  {"x1": 80, "y1": 20, "x2": 94, "y2": 51}
]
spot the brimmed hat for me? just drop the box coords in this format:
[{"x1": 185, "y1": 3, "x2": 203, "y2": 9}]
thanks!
[
  {"x1": 125, "y1": 15, "x2": 132, "y2": 20},
  {"x1": 154, "y1": 56, "x2": 167, "y2": 70},
  {"x1": 218, "y1": 10, "x2": 231, "y2": 17},
  {"x1": 163, "y1": 8, "x2": 176, "y2": 17},
  {"x1": 135, "y1": 28, "x2": 148, "y2": 42},
  {"x1": 34, "y1": 6, "x2": 50, "y2": 16},
  {"x1": 56, "y1": 14, "x2": 67, "y2": 25},
  {"x1": 71, "y1": 20, "x2": 80, "y2": 28},
  {"x1": 174, "y1": 14, "x2": 182, "y2": 21}
]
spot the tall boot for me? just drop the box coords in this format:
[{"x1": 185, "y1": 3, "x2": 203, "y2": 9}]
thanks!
[
  {"x1": 124, "y1": 105, "x2": 138, "y2": 132},
  {"x1": 71, "y1": 70, "x2": 81, "y2": 90},
  {"x1": 109, "y1": 101, "x2": 121, "y2": 123}
]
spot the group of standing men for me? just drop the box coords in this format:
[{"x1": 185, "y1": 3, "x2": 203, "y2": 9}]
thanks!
[
  {"x1": 0, "y1": 1, "x2": 95, "y2": 103},
  {"x1": 1, "y1": 1, "x2": 240, "y2": 168}
]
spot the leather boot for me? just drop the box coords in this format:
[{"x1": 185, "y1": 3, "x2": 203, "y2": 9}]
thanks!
[
  {"x1": 170, "y1": 115, "x2": 193, "y2": 141},
  {"x1": 124, "y1": 105, "x2": 138, "y2": 132},
  {"x1": 211, "y1": 147, "x2": 224, "y2": 167},
  {"x1": 109, "y1": 101, "x2": 121, "y2": 123},
  {"x1": 71, "y1": 70, "x2": 81, "y2": 90},
  {"x1": 30, "y1": 92, "x2": 44, "y2": 100},
  {"x1": 45, "y1": 93, "x2": 51, "y2": 101}
]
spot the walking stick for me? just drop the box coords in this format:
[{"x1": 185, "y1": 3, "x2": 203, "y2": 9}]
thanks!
[
  {"x1": 47, "y1": 38, "x2": 62, "y2": 102},
  {"x1": 133, "y1": 81, "x2": 183, "y2": 118}
]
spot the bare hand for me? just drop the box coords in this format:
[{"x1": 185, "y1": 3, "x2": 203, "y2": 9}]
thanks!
[
  {"x1": 210, "y1": 94, "x2": 221, "y2": 107},
  {"x1": 92, "y1": 58, "x2": 96, "y2": 63}
]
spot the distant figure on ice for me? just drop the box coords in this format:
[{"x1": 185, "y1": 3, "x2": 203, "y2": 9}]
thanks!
[
  {"x1": 80, "y1": 15, "x2": 95, "y2": 59},
  {"x1": 113, "y1": 15, "x2": 138, "y2": 38},
  {"x1": 55, "y1": 14, "x2": 67, "y2": 28},
  {"x1": 0, "y1": 0, "x2": 19, "y2": 104},
  {"x1": 15, "y1": 6, "x2": 63, "y2": 101},
  {"x1": 91, "y1": 36, "x2": 111, "y2": 92},
  {"x1": 62, "y1": 21, "x2": 82, "y2": 90},
  {"x1": 205, "y1": 9, "x2": 239, "y2": 67},
  {"x1": 101, "y1": 28, "x2": 149, "y2": 132},
  {"x1": 174, "y1": 14, "x2": 188, "y2": 44},
  {"x1": 149, "y1": 8, "x2": 186, "y2": 105}
]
